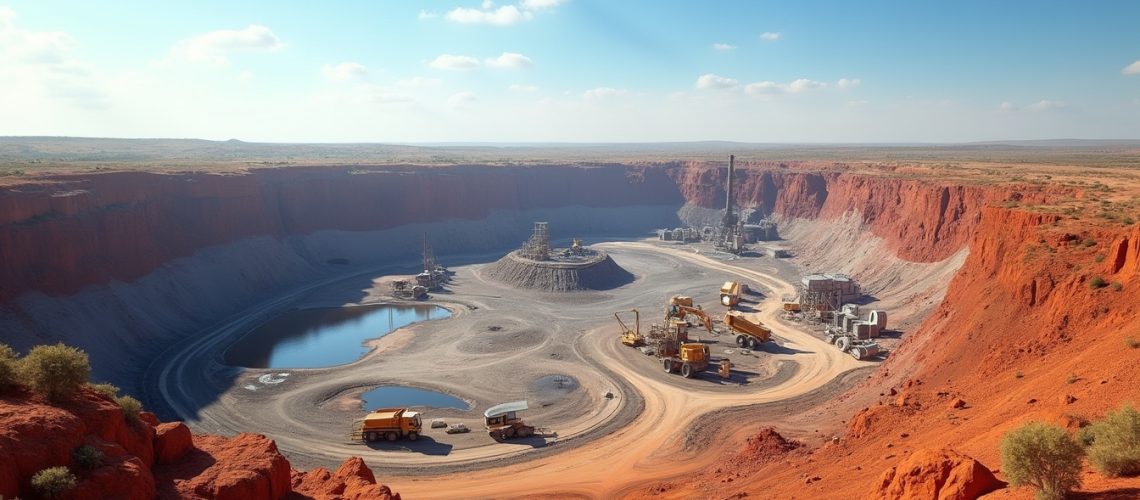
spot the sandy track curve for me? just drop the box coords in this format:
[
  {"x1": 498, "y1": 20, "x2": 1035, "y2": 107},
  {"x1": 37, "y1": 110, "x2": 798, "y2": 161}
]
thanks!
[{"x1": 148, "y1": 241, "x2": 867, "y2": 498}]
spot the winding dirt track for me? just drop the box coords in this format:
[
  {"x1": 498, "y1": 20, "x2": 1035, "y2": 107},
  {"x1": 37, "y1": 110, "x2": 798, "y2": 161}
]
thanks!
[{"x1": 149, "y1": 241, "x2": 867, "y2": 498}]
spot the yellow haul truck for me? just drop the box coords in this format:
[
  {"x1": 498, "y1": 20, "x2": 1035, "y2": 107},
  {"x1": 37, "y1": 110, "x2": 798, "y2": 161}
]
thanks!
[
  {"x1": 358, "y1": 408, "x2": 422, "y2": 442},
  {"x1": 725, "y1": 310, "x2": 771, "y2": 349},
  {"x1": 720, "y1": 281, "x2": 744, "y2": 307}
]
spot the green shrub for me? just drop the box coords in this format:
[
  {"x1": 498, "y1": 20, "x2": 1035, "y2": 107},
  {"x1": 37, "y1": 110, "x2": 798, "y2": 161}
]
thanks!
[
  {"x1": 1113, "y1": 281, "x2": 1124, "y2": 292},
  {"x1": 1066, "y1": 373, "x2": 1078, "y2": 384},
  {"x1": 1000, "y1": 422, "x2": 1084, "y2": 500},
  {"x1": 1087, "y1": 405, "x2": 1140, "y2": 477},
  {"x1": 0, "y1": 344, "x2": 18, "y2": 392},
  {"x1": 18, "y1": 344, "x2": 90, "y2": 402},
  {"x1": 1083, "y1": 238, "x2": 1097, "y2": 247},
  {"x1": 1094, "y1": 253, "x2": 1105, "y2": 263},
  {"x1": 72, "y1": 445, "x2": 103, "y2": 470},
  {"x1": 1124, "y1": 216, "x2": 1136, "y2": 226},
  {"x1": 114, "y1": 395, "x2": 143, "y2": 424},
  {"x1": 1077, "y1": 426, "x2": 1097, "y2": 447},
  {"x1": 30, "y1": 466, "x2": 77, "y2": 499},
  {"x1": 1090, "y1": 277, "x2": 1108, "y2": 289},
  {"x1": 87, "y1": 382, "x2": 120, "y2": 399}
]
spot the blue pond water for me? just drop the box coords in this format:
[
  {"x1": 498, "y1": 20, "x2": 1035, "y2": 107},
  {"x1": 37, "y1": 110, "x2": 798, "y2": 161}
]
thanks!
[
  {"x1": 225, "y1": 304, "x2": 450, "y2": 369},
  {"x1": 361, "y1": 386, "x2": 470, "y2": 411}
]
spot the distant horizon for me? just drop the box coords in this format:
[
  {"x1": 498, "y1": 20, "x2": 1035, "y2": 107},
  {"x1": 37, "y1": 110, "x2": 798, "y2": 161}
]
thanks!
[
  {"x1": 3, "y1": 136, "x2": 1140, "y2": 148},
  {"x1": 2, "y1": 1, "x2": 1138, "y2": 142}
]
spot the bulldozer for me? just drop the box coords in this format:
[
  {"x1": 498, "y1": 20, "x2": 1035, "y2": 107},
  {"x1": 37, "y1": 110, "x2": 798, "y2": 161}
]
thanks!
[
  {"x1": 615, "y1": 309, "x2": 644, "y2": 347},
  {"x1": 724, "y1": 310, "x2": 771, "y2": 349},
  {"x1": 484, "y1": 400, "x2": 536, "y2": 440},
  {"x1": 660, "y1": 341, "x2": 711, "y2": 379}
]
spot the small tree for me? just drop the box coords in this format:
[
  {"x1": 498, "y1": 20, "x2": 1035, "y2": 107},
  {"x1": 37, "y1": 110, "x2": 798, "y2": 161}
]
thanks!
[
  {"x1": 0, "y1": 343, "x2": 18, "y2": 392},
  {"x1": 1000, "y1": 422, "x2": 1084, "y2": 500},
  {"x1": 87, "y1": 382, "x2": 120, "y2": 399},
  {"x1": 18, "y1": 343, "x2": 90, "y2": 402},
  {"x1": 114, "y1": 395, "x2": 143, "y2": 425},
  {"x1": 72, "y1": 444, "x2": 104, "y2": 470},
  {"x1": 30, "y1": 466, "x2": 77, "y2": 499},
  {"x1": 1087, "y1": 404, "x2": 1140, "y2": 477}
]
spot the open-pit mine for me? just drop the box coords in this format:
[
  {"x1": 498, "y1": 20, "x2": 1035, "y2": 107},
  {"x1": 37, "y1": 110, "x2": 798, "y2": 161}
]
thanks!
[{"x1": 2, "y1": 139, "x2": 1140, "y2": 499}]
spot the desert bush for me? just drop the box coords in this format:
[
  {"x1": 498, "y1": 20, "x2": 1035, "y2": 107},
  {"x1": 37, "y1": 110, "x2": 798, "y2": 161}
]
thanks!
[
  {"x1": 19, "y1": 344, "x2": 90, "y2": 402},
  {"x1": 72, "y1": 445, "x2": 103, "y2": 470},
  {"x1": 114, "y1": 395, "x2": 143, "y2": 424},
  {"x1": 1090, "y1": 277, "x2": 1108, "y2": 289},
  {"x1": 1087, "y1": 405, "x2": 1140, "y2": 477},
  {"x1": 1066, "y1": 374, "x2": 1078, "y2": 384},
  {"x1": 1000, "y1": 422, "x2": 1084, "y2": 500},
  {"x1": 1094, "y1": 253, "x2": 1105, "y2": 263},
  {"x1": 30, "y1": 466, "x2": 77, "y2": 499},
  {"x1": 1127, "y1": 337, "x2": 1140, "y2": 349},
  {"x1": 0, "y1": 344, "x2": 18, "y2": 392},
  {"x1": 87, "y1": 382, "x2": 119, "y2": 399},
  {"x1": 1112, "y1": 281, "x2": 1123, "y2": 291},
  {"x1": 1083, "y1": 238, "x2": 1097, "y2": 247},
  {"x1": 1015, "y1": 370, "x2": 1025, "y2": 379}
]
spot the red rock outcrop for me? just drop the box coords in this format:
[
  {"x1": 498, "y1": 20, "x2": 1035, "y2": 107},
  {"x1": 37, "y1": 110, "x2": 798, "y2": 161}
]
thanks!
[
  {"x1": 154, "y1": 433, "x2": 291, "y2": 500},
  {"x1": 870, "y1": 448, "x2": 1004, "y2": 500},
  {"x1": 154, "y1": 422, "x2": 193, "y2": 465},
  {"x1": 0, "y1": 387, "x2": 399, "y2": 500},
  {"x1": 289, "y1": 456, "x2": 402, "y2": 500}
]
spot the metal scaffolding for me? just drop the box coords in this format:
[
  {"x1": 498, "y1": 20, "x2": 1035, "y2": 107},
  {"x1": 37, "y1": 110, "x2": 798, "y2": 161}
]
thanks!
[{"x1": 519, "y1": 221, "x2": 551, "y2": 261}]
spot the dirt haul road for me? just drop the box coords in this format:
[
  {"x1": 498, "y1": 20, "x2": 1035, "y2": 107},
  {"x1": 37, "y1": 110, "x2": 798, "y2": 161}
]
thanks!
[
  {"x1": 148, "y1": 240, "x2": 867, "y2": 498},
  {"x1": 395, "y1": 242, "x2": 867, "y2": 498}
]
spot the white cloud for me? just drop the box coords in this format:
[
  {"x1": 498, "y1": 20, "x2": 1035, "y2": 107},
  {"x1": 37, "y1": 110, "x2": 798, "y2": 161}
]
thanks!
[
  {"x1": 169, "y1": 25, "x2": 283, "y2": 66},
  {"x1": 1025, "y1": 100, "x2": 1066, "y2": 111},
  {"x1": 482, "y1": 0, "x2": 495, "y2": 8},
  {"x1": 448, "y1": 90, "x2": 477, "y2": 106},
  {"x1": 847, "y1": 100, "x2": 868, "y2": 107},
  {"x1": 321, "y1": 62, "x2": 367, "y2": 81},
  {"x1": 446, "y1": 5, "x2": 532, "y2": 25},
  {"x1": 430, "y1": 54, "x2": 481, "y2": 70},
  {"x1": 837, "y1": 78, "x2": 861, "y2": 89},
  {"x1": 521, "y1": 0, "x2": 568, "y2": 9},
  {"x1": 999, "y1": 100, "x2": 1067, "y2": 112},
  {"x1": 0, "y1": 7, "x2": 107, "y2": 109},
  {"x1": 418, "y1": 10, "x2": 438, "y2": 20},
  {"x1": 760, "y1": 32, "x2": 781, "y2": 41},
  {"x1": 509, "y1": 84, "x2": 538, "y2": 92},
  {"x1": 788, "y1": 78, "x2": 826, "y2": 93},
  {"x1": 485, "y1": 51, "x2": 533, "y2": 68},
  {"x1": 238, "y1": 70, "x2": 253, "y2": 83},
  {"x1": 742, "y1": 78, "x2": 826, "y2": 95},
  {"x1": 583, "y1": 87, "x2": 629, "y2": 100},
  {"x1": 1123, "y1": 60, "x2": 1140, "y2": 75},
  {"x1": 695, "y1": 73, "x2": 739, "y2": 90},
  {"x1": 712, "y1": 43, "x2": 737, "y2": 51}
]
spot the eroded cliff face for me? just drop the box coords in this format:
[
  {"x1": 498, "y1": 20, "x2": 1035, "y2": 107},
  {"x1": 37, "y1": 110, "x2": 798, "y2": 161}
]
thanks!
[{"x1": 0, "y1": 165, "x2": 684, "y2": 303}]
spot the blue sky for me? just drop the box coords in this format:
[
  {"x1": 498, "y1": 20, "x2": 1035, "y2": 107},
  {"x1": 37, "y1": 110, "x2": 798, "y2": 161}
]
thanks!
[{"x1": 1, "y1": 1, "x2": 1138, "y2": 142}]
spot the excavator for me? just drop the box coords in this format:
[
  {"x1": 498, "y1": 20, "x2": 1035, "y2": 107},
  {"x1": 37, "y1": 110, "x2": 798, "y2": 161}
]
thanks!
[
  {"x1": 615, "y1": 309, "x2": 644, "y2": 347},
  {"x1": 665, "y1": 296, "x2": 714, "y2": 336}
]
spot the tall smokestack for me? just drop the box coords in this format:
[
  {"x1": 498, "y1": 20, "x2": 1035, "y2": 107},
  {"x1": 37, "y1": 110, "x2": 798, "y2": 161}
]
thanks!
[{"x1": 724, "y1": 154, "x2": 735, "y2": 224}]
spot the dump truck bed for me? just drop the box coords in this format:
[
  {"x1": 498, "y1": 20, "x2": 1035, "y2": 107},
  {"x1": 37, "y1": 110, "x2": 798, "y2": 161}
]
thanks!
[{"x1": 724, "y1": 311, "x2": 771, "y2": 341}]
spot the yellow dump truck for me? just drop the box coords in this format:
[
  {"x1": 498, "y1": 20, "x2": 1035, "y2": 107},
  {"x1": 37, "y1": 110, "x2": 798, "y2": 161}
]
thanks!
[
  {"x1": 720, "y1": 281, "x2": 744, "y2": 307},
  {"x1": 725, "y1": 310, "x2": 771, "y2": 349},
  {"x1": 358, "y1": 408, "x2": 422, "y2": 442}
]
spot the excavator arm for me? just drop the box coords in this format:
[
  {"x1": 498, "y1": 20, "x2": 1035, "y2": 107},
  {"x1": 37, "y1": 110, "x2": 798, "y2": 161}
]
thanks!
[{"x1": 668, "y1": 305, "x2": 713, "y2": 335}]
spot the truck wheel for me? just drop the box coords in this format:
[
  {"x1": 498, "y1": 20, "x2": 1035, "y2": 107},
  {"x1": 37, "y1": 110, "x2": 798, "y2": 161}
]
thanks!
[
  {"x1": 748, "y1": 337, "x2": 761, "y2": 350},
  {"x1": 835, "y1": 337, "x2": 851, "y2": 352},
  {"x1": 364, "y1": 432, "x2": 375, "y2": 442},
  {"x1": 407, "y1": 431, "x2": 418, "y2": 441},
  {"x1": 504, "y1": 427, "x2": 516, "y2": 439},
  {"x1": 518, "y1": 427, "x2": 533, "y2": 438},
  {"x1": 680, "y1": 363, "x2": 693, "y2": 378},
  {"x1": 736, "y1": 335, "x2": 747, "y2": 347},
  {"x1": 662, "y1": 358, "x2": 673, "y2": 373},
  {"x1": 386, "y1": 431, "x2": 398, "y2": 442}
]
